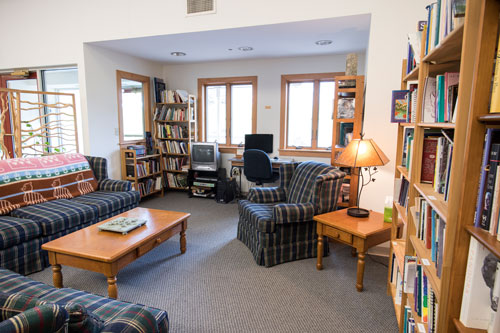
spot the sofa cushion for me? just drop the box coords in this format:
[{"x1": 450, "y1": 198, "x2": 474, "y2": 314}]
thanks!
[
  {"x1": 238, "y1": 200, "x2": 277, "y2": 233},
  {"x1": 10, "y1": 199, "x2": 98, "y2": 236},
  {"x1": 0, "y1": 238, "x2": 44, "y2": 276},
  {"x1": 70, "y1": 191, "x2": 140, "y2": 217},
  {"x1": 0, "y1": 303, "x2": 68, "y2": 333},
  {"x1": 0, "y1": 268, "x2": 54, "y2": 298},
  {"x1": 0, "y1": 216, "x2": 42, "y2": 249},
  {"x1": 287, "y1": 161, "x2": 336, "y2": 204},
  {"x1": 100, "y1": 305, "x2": 159, "y2": 333}
]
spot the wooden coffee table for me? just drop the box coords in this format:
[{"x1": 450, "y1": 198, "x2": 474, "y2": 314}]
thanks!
[{"x1": 42, "y1": 207, "x2": 190, "y2": 299}]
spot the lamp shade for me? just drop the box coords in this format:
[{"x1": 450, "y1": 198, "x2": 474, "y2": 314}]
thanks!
[{"x1": 335, "y1": 138, "x2": 390, "y2": 167}]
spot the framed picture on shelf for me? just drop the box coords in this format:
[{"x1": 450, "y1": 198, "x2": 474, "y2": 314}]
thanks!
[
  {"x1": 337, "y1": 98, "x2": 355, "y2": 119},
  {"x1": 391, "y1": 90, "x2": 410, "y2": 123}
]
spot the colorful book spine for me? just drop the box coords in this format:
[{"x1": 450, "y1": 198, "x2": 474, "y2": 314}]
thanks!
[{"x1": 481, "y1": 143, "x2": 500, "y2": 230}]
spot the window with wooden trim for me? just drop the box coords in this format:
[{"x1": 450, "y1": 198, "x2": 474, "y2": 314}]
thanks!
[
  {"x1": 280, "y1": 72, "x2": 343, "y2": 156},
  {"x1": 198, "y1": 76, "x2": 257, "y2": 148},
  {"x1": 116, "y1": 70, "x2": 151, "y2": 145}
]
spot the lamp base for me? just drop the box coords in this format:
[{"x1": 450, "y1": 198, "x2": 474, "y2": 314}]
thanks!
[{"x1": 347, "y1": 207, "x2": 370, "y2": 218}]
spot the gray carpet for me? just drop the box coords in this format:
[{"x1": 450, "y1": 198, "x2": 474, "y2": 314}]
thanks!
[{"x1": 29, "y1": 192, "x2": 398, "y2": 332}]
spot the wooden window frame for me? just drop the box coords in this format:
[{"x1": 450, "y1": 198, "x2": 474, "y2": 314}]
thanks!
[
  {"x1": 116, "y1": 70, "x2": 151, "y2": 146},
  {"x1": 279, "y1": 72, "x2": 344, "y2": 157},
  {"x1": 197, "y1": 76, "x2": 257, "y2": 153}
]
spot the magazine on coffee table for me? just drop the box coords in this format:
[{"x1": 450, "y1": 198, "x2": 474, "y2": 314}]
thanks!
[{"x1": 98, "y1": 217, "x2": 147, "y2": 235}]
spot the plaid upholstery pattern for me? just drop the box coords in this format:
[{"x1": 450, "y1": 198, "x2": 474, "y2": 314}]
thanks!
[
  {"x1": 85, "y1": 156, "x2": 108, "y2": 181},
  {"x1": 247, "y1": 187, "x2": 286, "y2": 203},
  {"x1": 101, "y1": 305, "x2": 159, "y2": 333},
  {"x1": 0, "y1": 303, "x2": 68, "y2": 333},
  {"x1": 0, "y1": 269, "x2": 54, "y2": 298},
  {"x1": 273, "y1": 202, "x2": 315, "y2": 224},
  {"x1": 10, "y1": 199, "x2": 98, "y2": 236},
  {"x1": 0, "y1": 238, "x2": 44, "y2": 276},
  {"x1": 0, "y1": 217, "x2": 41, "y2": 249},
  {"x1": 71, "y1": 191, "x2": 140, "y2": 217},
  {"x1": 99, "y1": 179, "x2": 133, "y2": 192},
  {"x1": 237, "y1": 161, "x2": 344, "y2": 267}
]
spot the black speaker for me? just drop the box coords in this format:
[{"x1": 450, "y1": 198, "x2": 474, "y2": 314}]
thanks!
[{"x1": 216, "y1": 178, "x2": 236, "y2": 203}]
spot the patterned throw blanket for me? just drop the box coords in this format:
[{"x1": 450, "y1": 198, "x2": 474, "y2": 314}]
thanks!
[{"x1": 0, "y1": 153, "x2": 97, "y2": 214}]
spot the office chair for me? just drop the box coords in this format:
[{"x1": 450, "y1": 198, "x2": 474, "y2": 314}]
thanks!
[{"x1": 243, "y1": 149, "x2": 280, "y2": 185}]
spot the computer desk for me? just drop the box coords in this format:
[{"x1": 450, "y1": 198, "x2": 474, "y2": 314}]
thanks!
[{"x1": 228, "y1": 157, "x2": 291, "y2": 196}]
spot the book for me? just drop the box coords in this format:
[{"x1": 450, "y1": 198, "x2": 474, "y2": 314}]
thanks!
[
  {"x1": 488, "y1": 262, "x2": 500, "y2": 333},
  {"x1": 489, "y1": 165, "x2": 500, "y2": 235},
  {"x1": 421, "y1": 137, "x2": 438, "y2": 183},
  {"x1": 460, "y1": 237, "x2": 493, "y2": 329},
  {"x1": 404, "y1": 255, "x2": 417, "y2": 293},
  {"x1": 481, "y1": 144, "x2": 500, "y2": 230},
  {"x1": 436, "y1": 75, "x2": 446, "y2": 122},
  {"x1": 391, "y1": 90, "x2": 410, "y2": 123},
  {"x1": 422, "y1": 77, "x2": 437, "y2": 122},
  {"x1": 490, "y1": 32, "x2": 500, "y2": 113},
  {"x1": 444, "y1": 72, "x2": 460, "y2": 121}
]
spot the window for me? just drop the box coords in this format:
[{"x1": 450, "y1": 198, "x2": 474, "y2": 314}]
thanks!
[
  {"x1": 280, "y1": 73, "x2": 342, "y2": 156},
  {"x1": 116, "y1": 70, "x2": 151, "y2": 144},
  {"x1": 198, "y1": 76, "x2": 257, "y2": 149}
]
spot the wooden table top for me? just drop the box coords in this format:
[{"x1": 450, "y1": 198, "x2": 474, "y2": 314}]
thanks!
[
  {"x1": 314, "y1": 210, "x2": 391, "y2": 239},
  {"x1": 41, "y1": 207, "x2": 190, "y2": 262}
]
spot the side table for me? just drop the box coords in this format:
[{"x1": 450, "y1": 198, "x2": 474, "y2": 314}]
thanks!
[{"x1": 314, "y1": 209, "x2": 392, "y2": 292}]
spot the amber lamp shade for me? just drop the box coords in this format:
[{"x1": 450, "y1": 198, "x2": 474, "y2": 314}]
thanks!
[{"x1": 335, "y1": 138, "x2": 390, "y2": 217}]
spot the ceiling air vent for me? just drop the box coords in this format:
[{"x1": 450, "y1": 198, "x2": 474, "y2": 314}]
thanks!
[{"x1": 187, "y1": 0, "x2": 216, "y2": 16}]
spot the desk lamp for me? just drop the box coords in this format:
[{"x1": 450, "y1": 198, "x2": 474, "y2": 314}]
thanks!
[{"x1": 335, "y1": 134, "x2": 390, "y2": 218}]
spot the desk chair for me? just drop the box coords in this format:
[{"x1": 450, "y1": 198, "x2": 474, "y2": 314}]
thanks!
[{"x1": 243, "y1": 149, "x2": 280, "y2": 185}]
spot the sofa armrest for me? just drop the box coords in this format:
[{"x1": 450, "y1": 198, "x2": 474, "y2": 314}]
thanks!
[
  {"x1": 101, "y1": 305, "x2": 158, "y2": 333},
  {"x1": 273, "y1": 202, "x2": 315, "y2": 224},
  {"x1": 247, "y1": 187, "x2": 286, "y2": 203},
  {"x1": 0, "y1": 304, "x2": 68, "y2": 333},
  {"x1": 99, "y1": 179, "x2": 133, "y2": 192}
]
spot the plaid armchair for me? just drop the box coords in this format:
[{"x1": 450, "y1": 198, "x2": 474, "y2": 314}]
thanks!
[{"x1": 237, "y1": 161, "x2": 345, "y2": 267}]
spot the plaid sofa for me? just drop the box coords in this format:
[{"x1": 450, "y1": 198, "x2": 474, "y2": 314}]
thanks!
[
  {"x1": 237, "y1": 161, "x2": 345, "y2": 267},
  {"x1": 0, "y1": 268, "x2": 168, "y2": 332},
  {"x1": 0, "y1": 156, "x2": 140, "y2": 275}
]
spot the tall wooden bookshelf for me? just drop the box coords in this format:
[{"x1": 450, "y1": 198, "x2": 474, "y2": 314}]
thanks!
[
  {"x1": 154, "y1": 94, "x2": 197, "y2": 191},
  {"x1": 120, "y1": 148, "x2": 164, "y2": 198},
  {"x1": 331, "y1": 75, "x2": 364, "y2": 209},
  {"x1": 387, "y1": 0, "x2": 500, "y2": 332}
]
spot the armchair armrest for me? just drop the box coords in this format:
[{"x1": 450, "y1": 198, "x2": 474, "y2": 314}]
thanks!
[
  {"x1": 273, "y1": 202, "x2": 315, "y2": 224},
  {"x1": 98, "y1": 179, "x2": 133, "y2": 192},
  {"x1": 0, "y1": 304, "x2": 68, "y2": 333},
  {"x1": 101, "y1": 305, "x2": 158, "y2": 333},
  {"x1": 247, "y1": 187, "x2": 286, "y2": 203}
]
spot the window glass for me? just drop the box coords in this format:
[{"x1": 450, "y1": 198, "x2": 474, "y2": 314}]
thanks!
[
  {"x1": 230, "y1": 84, "x2": 252, "y2": 145},
  {"x1": 121, "y1": 78, "x2": 144, "y2": 141},
  {"x1": 287, "y1": 82, "x2": 313, "y2": 147},
  {"x1": 206, "y1": 85, "x2": 226, "y2": 144},
  {"x1": 318, "y1": 81, "x2": 335, "y2": 148}
]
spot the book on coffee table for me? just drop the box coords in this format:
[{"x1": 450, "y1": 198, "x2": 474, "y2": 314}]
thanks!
[{"x1": 98, "y1": 217, "x2": 147, "y2": 235}]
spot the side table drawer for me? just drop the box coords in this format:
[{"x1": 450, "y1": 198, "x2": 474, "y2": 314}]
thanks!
[{"x1": 324, "y1": 226, "x2": 353, "y2": 245}]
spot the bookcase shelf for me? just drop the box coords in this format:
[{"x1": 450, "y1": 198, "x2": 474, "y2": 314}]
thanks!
[
  {"x1": 120, "y1": 148, "x2": 164, "y2": 198},
  {"x1": 413, "y1": 183, "x2": 448, "y2": 222},
  {"x1": 417, "y1": 122, "x2": 456, "y2": 129},
  {"x1": 394, "y1": 202, "x2": 407, "y2": 224},
  {"x1": 422, "y1": 24, "x2": 464, "y2": 63},
  {"x1": 410, "y1": 235, "x2": 441, "y2": 300},
  {"x1": 465, "y1": 225, "x2": 500, "y2": 260},
  {"x1": 396, "y1": 166, "x2": 409, "y2": 180},
  {"x1": 453, "y1": 318, "x2": 487, "y2": 333},
  {"x1": 478, "y1": 114, "x2": 500, "y2": 123},
  {"x1": 404, "y1": 66, "x2": 419, "y2": 82},
  {"x1": 407, "y1": 293, "x2": 429, "y2": 332},
  {"x1": 392, "y1": 240, "x2": 407, "y2": 272}
]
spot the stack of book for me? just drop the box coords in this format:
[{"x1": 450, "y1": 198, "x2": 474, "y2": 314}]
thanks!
[
  {"x1": 166, "y1": 173, "x2": 188, "y2": 188},
  {"x1": 163, "y1": 156, "x2": 189, "y2": 171},
  {"x1": 159, "y1": 141, "x2": 188, "y2": 155},
  {"x1": 160, "y1": 89, "x2": 188, "y2": 104},
  {"x1": 424, "y1": 0, "x2": 465, "y2": 56},
  {"x1": 421, "y1": 72, "x2": 459, "y2": 123},
  {"x1": 156, "y1": 124, "x2": 188, "y2": 139}
]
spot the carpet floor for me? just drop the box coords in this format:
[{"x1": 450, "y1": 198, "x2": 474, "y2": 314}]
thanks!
[{"x1": 29, "y1": 192, "x2": 398, "y2": 332}]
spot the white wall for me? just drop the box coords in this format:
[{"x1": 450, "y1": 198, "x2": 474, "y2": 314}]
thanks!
[
  {"x1": 0, "y1": 0, "x2": 430, "y2": 210},
  {"x1": 82, "y1": 44, "x2": 163, "y2": 179},
  {"x1": 163, "y1": 53, "x2": 366, "y2": 192}
]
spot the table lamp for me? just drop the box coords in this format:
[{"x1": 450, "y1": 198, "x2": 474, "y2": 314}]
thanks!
[{"x1": 335, "y1": 134, "x2": 390, "y2": 218}]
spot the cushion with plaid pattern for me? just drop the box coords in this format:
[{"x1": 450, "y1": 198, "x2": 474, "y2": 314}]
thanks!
[
  {"x1": 286, "y1": 162, "x2": 336, "y2": 204},
  {"x1": 101, "y1": 305, "x2": 159, "y2": 333},
  {"x1": 0, "y1": 303, "x2": 68, "y2": 333},
  {"x1": 0, "y1": 269, "x2": 54, "y2": 298},
  {"x1": 0, "y1": 216, "x2": 42, "y2": 250},
  {"x1": 239, "y1": 200, "x2": 277, "y2": 233},
  {"x1": 70, "y1": 191, "x2": 140, "y2": 217},
  {"x1": 10, "y1": 199, "x2": 98, "y2": 236}
]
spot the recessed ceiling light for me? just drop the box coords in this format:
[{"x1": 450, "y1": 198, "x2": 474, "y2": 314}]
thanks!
[
  {"x1": 238, "y1": 46, "x2": 253, "y2": 51},
  {"x1": 315, "y1": 40, "x2": 332, "y2": 46},
  {"x1": 170, "y1": 52, "x2": 186, "y2": 56}
]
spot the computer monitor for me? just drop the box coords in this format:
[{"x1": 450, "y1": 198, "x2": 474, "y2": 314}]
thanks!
[{"x1": 244, "y1": 134, "x2": 273, "y2": 153}]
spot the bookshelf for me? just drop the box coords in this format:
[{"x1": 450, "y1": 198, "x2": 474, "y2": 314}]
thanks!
[
  {"x1": 330, "y1": 75, "x2": 364, "y2": 209},
  {"x1": 120, "y1": 148, "x2": 164, "y2": 198},
  {"x1": 154, "y1": 93, "x2": 197, "y2": 191},
  {"x1": 387, "y1": 0, "x2": 500, "y2": 332}
]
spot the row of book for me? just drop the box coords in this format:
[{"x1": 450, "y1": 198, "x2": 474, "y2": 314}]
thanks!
[
  {"x1": 126, "y1": 160, "x2": 160, "y2": 178},
  {"x1": 459, "y1": 237, "x2": 500, "y2": 331},
  {"x1": 424, "y1": 0, "x2": 465, "y2": 57},
  {"x1": 157, "y1": 124, "x2": 188, "y2": 139},
  {"x1": 137, "y1": 177, "x2": 162, "y2": 197},
  {"x1": 126, "y1": 145, "x2": 146, "y2": 157},
  {"x1": 154, "y1": 105, "x2": 190, "y2": 122},
  {"x1": 159, "y1": 140, "x2": 188, "y2": 155},
  {"x1": 474, "y1": 129, "x2": 500, "y2": 236},
  {"x1": 166, "y1": 173, "x2": 188, "y2": 188},
  {"x1": 422, "y1": 133, "x2": 453, "y2": 200},
  {"x1": 159, "y1": 89, "x2": 189, "y2": 104},
  {"x1": 414, "y1": 198, "x2": 446, "y2": 278},
  {"x1": 422, "y1": 73, "x2": 459, "y2": 123},
  {"x1": 163, "y1": 157, "x2": 189, "y2": 172}
]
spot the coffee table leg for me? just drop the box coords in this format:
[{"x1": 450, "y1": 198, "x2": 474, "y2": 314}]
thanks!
[
  {"x1": 107, "y1": 276, "x2": 117, "y2": 299},
  {"x1": 356, "y1": 251, "x2": 366, "y2": 292},
  {"x1": 180, "y1": 230, "x2": 186, "y2": 254},
  {"x1": 52, "y1": 265, "x2": 63, "y2": 288},
  {"x1": 316, "y1": 234, "x2": 323, "y2": 270}
]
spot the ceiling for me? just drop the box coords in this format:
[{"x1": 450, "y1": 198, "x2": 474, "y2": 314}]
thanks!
[{"x1": 91, "y1": 14, "x2": 371, "y2": 64}]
